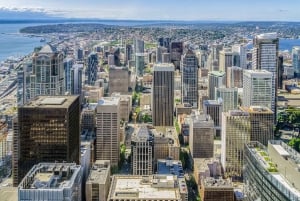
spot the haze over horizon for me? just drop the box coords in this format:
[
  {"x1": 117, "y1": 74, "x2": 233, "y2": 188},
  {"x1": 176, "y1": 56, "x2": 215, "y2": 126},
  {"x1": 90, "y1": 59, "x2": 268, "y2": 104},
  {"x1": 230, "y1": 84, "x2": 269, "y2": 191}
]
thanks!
[{"x1": 0, "y1": 0, "x2": 300, "y2": 21}]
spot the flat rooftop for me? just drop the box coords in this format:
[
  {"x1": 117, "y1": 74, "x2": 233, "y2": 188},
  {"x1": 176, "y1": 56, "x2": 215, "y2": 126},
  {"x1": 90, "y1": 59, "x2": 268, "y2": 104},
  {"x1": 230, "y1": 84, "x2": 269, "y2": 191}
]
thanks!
[
  {"x1": 154, "y1": 63, "x2": 175, "y2": 71},
  {"x1": 97, "y1": 97, "x2": 120, "y2": 106},
  {"x1": 86, "y1": 160, "x2": 110, "y2": 185},
  {"x1": 240, "y1": 106, "x2": 273, "y2": 114},
  {"x1": 23, "y1": 96, "x2": 79, "y2": 108},
  {"x1": 108, "y1": 175, "x2": 181, "y2": 200},
  {"x1": 209, "y1": 71, "x2": 225, "y2": 77},
  {"x1": 19, "y1": 163, "x2": 81, "y2": 190}
]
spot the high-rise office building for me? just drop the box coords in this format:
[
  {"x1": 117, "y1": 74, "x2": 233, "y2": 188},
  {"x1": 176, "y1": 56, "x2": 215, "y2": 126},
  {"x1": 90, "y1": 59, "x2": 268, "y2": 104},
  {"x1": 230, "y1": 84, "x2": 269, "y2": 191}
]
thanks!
[
  {"x1": 108, "y1": 66, "x2": 129, "y2": 95},
  {"x1": 131, "y1": 126, "x2": 153, "y2": 175},
  {"x1": 221, "y1": 110, "x2": 250, "y2": 178},
  {"x1": 125, "y1": 44, "x2": 133, "y2": 64},
  {"x1": 170, "y1": 42, "x2": 184, "y2": 69},
  {"x1": 13, "y1": 96, "x2": 80, "y2": 186},
  {"x1": 203, "y1": 99, "x2": 223, "y2": 137},
  {"x1": 29, "y1": 44, "x2": 65, "y2": 99},
  {"x1": 95, "y1": 97, "x2": 120, "y2": 167},
  {"x1": 86, "y1": 52, "x2": 98, "y2": 85},
  {"x1": 71, "y1": 63, "x2": 83, "y2": 95},
  {"x1": 152, "y1": 63, "x2": 174, "y2": 126},
  {"x1": 18, "y1": 163, "x2": 82, "y2": 201},
  {"x1": 227, "y1": 66, "x2": 243, "y2": 88},
  {"x1": 189, "y1": 111, "x2": 215, "y2": 158},
  {"x1": 64, "y1": 57, "x2": 74, "y2": 93},
  {"x1": 244, "y1": 141, "x2": 300, "y2": 201},
  {"x1": 135, "y1": 39, "x2": 145, "y2": 76},
  {"x1": 156, "y1": 46, "x2": 168, "y2": 63},
  {"x1": 181, "y1": 50, "x2": 198, "y2": 108},
  {"x1": 252, "y1": 33, "x2": 278, "y2": 114},
  {"x1": 243, "y1": 70, "x2": 273, "y2": 109},
  {"x1": 208, "y1": 71, "x2": 226, "y2": 100},
  {"x1": 240, "y1": 106, "x2": 274, "y2": 146},
  {"x1": 77, "y1": 48, "x2": 84, "y2": 60},
  {"x1": 292, "y1": 46, "x2": 300, "y2": 78},
  {"x1": 219, "y1": 48, "x2": 233, "y2": 73},
  {"x1": 232, "y1": 44, "x2": 247, "y2": 69},
  {"x1": 277, "y1": 55, "x2": 284, "y2": 89},
  {"x1": 215, "y1": 87, "x2": 238, "y2": 112}
]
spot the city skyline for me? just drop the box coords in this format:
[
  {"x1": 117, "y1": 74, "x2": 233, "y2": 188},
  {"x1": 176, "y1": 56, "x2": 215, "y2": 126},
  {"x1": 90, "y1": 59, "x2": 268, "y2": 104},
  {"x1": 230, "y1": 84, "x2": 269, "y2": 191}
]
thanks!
[{"x1": 1, "y1": 0, "x2": 300, "y2": 21}]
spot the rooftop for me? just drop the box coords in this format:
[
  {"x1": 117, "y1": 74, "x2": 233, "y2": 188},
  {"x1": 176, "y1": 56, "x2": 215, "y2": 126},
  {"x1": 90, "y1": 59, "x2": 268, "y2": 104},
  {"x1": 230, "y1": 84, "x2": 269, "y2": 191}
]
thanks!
[
  {"x1": 240, "y1": 106, "x2": 273, "y2": 114},
  {"x1": 256, "y1": 33, "x2": 278, "y2": 40},
  {"x1": 22, "y1": 96, "x2": 79, "y2": 108},
  {"x1": 247, "y1": 141, "x2": 300, "y2": 199},
  {"x1": 203, "y1": 177, "x2": 233, "y2": 188},
  {"x1": 209, "y1": 71, "x2": 225, "y2": 77},
  {"x1": 108, "y1": 175, "x2": 181, "y2": 200},
  {"x1": 19, "y1": 163, "x2": 81, "y2": 190},
  {"x1": 154, "y1": 63, "x2": 175, "y2": 71},
  {"x1": 39, "y1": 44, "x2": 57, "y2": 54},
  {"x1": 243, "y1": 69, "x2": 273, "y2": 76},
  {"x1": 97, "y1": 97, "x2": 120, "y2": 106},
  {"x1": 86, "y1": 160, "x2": 110, "y2": 185}
]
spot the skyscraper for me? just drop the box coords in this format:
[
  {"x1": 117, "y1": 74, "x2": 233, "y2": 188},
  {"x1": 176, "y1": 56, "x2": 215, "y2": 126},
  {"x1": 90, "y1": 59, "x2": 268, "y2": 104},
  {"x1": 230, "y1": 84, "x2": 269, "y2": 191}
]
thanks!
[
  {"x1": 13, "y1": 96, "x2": 80, "y2": 186},
  {"x1": 252, "y1": 33, "x2": 278, "y2": 114},
  {"x1": 221, "y1": 110, "x2": 250, "y2": 178},
  {"x1": 86, "y1": 52, "x2": 98, "y2": 85},
  {"x1": 95, "y1": 97, "x2": 120, "y2": 167},
  {"x1": 131, "y1": 126, "x2": 153, "y2": 175},
  {"x1": 208, "y1": 71, "x2": 226, "y2": 100},
  {"x1": 64, "y1": 57, "x2": 74, "y2": 93},
  {"x1": 292, "y1": 46, "x2": 300, "y2": 78},
  {"x1": 277, "y1": 55, "x2": 284, "y2": 89},
  {"x1": 215, "y1": 87, "x2": 238, "y2": 112},
  {"x1": 170, "y1": 41, "x2": 183, "y2": 70},
  {"x1": 240, "y1": 106, "x2": 274, "y2": 146},
  {"x1": 135, "y1": 39, "x2": 145, "y2": 76},
  {"x1": 203, "y1": 99, "x2": 223, "y2": 137},
  {"x1": 125, "y1": 44, "x2": 133, "y2": 65},
  {"x1": 232, "y1": 44, "x2": 247, "y2": 69},
  {"x1": 189, "y1": 111, "x2": 215, "y2": 158},
  {"x1": 181, "y1": 50, "x2": 198, "y2": 108},
  {"x1": 71, "y1": 63, "x2": 83, "y2": 95},
  {"x1": 243, "y1": 70, "x2": 273, "y2": 109},
  {"x1": 29, "y1": 44, "x2": 65, "y2": 99},
  {"x1": 219, "y1": 48, "x2": 233, "y2": 73},
  {"x1": 152, "y1": 63, "x2": 174, "y2": 126},
  {"x1": 108, "y1": 66, "x2": 129, "y2": 95},
  {"x1": 226, "y1": 66, "x2": 243, "y2": 88}
]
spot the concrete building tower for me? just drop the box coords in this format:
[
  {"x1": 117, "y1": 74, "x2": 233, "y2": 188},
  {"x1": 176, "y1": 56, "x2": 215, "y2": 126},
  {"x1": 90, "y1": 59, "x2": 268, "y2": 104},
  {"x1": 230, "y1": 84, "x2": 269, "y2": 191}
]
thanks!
[
  {"x1": 181, "y1": 50, "x2": 198, "y2": 108},
  {"x1": 71, "y1": 63, "x2": 83, "y2": 96},
  {"x1": 215, "y1": 87, "x2": 238, "y2": 112},
  {"x1": 95, "y1": 97, "x2": 120, "y2": 167},
  {"x1": 152, "y1": 63, "x2": 174, "y2": 126},
  {"x1": 189, "y1": 111, "x2": 215, "y2": 158}
]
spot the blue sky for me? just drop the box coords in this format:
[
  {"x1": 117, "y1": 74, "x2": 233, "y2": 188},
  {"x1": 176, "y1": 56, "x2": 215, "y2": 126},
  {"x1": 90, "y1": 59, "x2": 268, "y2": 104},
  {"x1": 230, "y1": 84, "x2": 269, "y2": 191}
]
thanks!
[{"x1": 0, "y1": 0, "x2": 300, "y2": 21}]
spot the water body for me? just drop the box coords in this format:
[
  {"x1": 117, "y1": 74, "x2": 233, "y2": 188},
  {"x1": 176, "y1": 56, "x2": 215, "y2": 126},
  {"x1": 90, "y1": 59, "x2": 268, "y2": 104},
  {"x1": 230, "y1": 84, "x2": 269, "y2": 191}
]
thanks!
[
  {"x1": 1, "y1": 22, "x2": 300, "y2": 62},
  {"x1": 0, "y1": 23, "x2": 45, "y2": 62}
]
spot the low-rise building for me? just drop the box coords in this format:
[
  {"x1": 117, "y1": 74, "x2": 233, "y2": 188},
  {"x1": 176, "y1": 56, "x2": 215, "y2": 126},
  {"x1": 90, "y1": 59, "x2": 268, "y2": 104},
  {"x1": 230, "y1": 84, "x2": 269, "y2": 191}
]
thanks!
[{"x1": 18, "y1": 163, "x2": 82, "y2": 201}]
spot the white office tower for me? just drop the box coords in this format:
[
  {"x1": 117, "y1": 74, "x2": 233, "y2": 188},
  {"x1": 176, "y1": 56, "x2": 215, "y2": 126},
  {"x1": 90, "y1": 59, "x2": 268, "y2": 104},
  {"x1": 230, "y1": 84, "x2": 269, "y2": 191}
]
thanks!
[
  {"x1": 292, "y1": 46, "x2": 300, "y2": 78},
  {"x1": 243, "y1": 70, "x2": 273, "y2": 109},
  {"x1": 208, "y1": 71, "x2": 226, "y2": 100},
  {"x1": 232, "y1": 44, "x2": 247, "y2": 69},
  {"x1": 221, "y1": 110, "x2": 250, "y2": 178},
  {"x1": 252, "y1": 33, "x2": 278, "y2": 113}
]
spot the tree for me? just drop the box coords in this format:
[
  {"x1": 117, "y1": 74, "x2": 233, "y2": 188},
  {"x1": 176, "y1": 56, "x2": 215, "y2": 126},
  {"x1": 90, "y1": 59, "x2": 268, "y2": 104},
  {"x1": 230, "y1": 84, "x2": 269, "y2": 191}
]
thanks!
[{"x1": 289, "y1": 138, "x2": 300, "y2": 152}]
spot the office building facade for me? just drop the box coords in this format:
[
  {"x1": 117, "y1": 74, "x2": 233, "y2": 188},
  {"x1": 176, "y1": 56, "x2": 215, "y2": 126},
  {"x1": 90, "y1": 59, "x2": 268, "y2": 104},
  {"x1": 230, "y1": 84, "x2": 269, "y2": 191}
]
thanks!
[
  {"x1": 95, "y1": 97, "x2": 120, "y2": 167},
  {"x1": 252, "y1": 33, "x2": 278, "y2": 114},
  {"x1": 29, "y1": 44, "x2": 65, "y2": 99},
  {"x1": 292, "y1": 46, "x2": 300, "y2": 78},
  {"x1": 215, "y1": 87, "x2": 238, "y2": 112},
  {"x1": 86, "y1": 52, "x2": 98, "y2": 85},
  {"x1": 13, "y1": 96, "x2": 80, "y2": 186},
  {"x1": 221, "y1": 110, "x2": 250, "y2": 178},
  {"x1": 208, "y1": 71, "x2": 226, "y2": 100},
  {"x1": 244, "y1": 141, "x2": 300, "y2": 201},
  {"x1": 152, "y1": 63, "x2": 174, "y2": 126},
  {"x1": 243, "y1": 70, "x2": 273, "y2": 110},
  {"x1": 181, "y1": 50, "x2": 198, "y2": 108}
]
